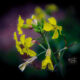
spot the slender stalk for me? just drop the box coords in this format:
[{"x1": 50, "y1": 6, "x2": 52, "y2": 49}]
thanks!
[
  {"x1": 37, "y1": 51, "x2": 46, "y2": 57},
  {"x1": 39, "y1": 44, "x2": 47, "y2": 51},
  {"x1": 41, "y1": 32, "x2": 50, "y2": 48},
  {"x1": 40, "y1": 32, "x2": 60, "y2": 70},
  {"x1": 45, "y1": 36, "x2": 50, "y2": 48}
]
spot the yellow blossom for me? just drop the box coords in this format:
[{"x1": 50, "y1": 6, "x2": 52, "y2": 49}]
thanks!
[
  {"x1": 23, "y1": 48, "x2": 37, "y2": 57},
  {"x1": 45, "y1": 4, "x2": 58, "y2": 12},
  {"x1": 17, "y1": 16, "x2": 24, "y2": 34},
  {"x1": 43, "y1": 17, "x2": 62, "y2": 39},
  {"x1": 32, "y1": 15, "x2": 36, "y2": 19},
  {"x1": 14, "y1": 32, "x2": 24, "y2": 55},
  {"x1": 35, "y1": 7, "x2": 46, "y2": 20},
  {"x1": 43, "y1": 21, "x2": 53, "y2": 31},
  {"x1": 48, "y1": 17, "x2": 57, "y2": 25},
  {"x1": 42, "y1": 49, "x2": 54, "y2": 71},
  {"x1": 35, "y1": 7, "x2": 43, "y2": 14},
  {"x1": 17, "y1": 27, "x2": 23, "y2": 35},
  {"x1": 26, "y1": 15, "x2": 38, "y2": 26},
  {"x1": 13, "y1": 32, "x2": 37, "y2": 56}
]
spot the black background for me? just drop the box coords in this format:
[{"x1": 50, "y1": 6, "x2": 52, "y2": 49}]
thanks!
[
  {"x1": 0, "y1": 0, "x2": 80, "y2": 18},
  {"x1": 0, "y1": 0, "x2": 80, "y2": 80}
]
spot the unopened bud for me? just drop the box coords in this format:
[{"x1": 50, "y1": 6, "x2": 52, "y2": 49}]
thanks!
[
  {"x1": 46, "y1": 48, "x2": 51, "y2": 56},
  {"x1": 32, "y1": 40, "x2": 36, "y2": 44}
]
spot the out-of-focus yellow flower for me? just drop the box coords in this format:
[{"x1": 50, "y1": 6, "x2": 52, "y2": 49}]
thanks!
[
  {"x1": 45, "y1": 4, "x2": 58, "y2": 12},
  {"x1": 35, "y1": 7, "x2": 43, "y2": 14},
  {"x1": 13, "y1": 32, "x2": 37, "y2": 56},
  {"x1": 32, "y1": 15, "x2": 36, "y2": 19},
  {"x1": 43, "y1": 17, "x2": 62, "y2": 39},
  {"x1": 42, "y1": 49, "x2": 54, "y2": 71},
  {"x1": 17, "y1": 16, "x2": 24, "y2": 34},
  {"x1": 26, "y1": 15, "x2": 38, "y2": 26},
  {"x1": 35, "y1": 7, "x2": 46, "y2": 20}
]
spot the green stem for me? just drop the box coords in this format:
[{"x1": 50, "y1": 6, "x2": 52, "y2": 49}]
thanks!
[
  {"x1": 41, "y1": 32, "x2": 57, "y2": 61},
  {"x1": 45, "y1": 36, "x2": 50, "y2": 48},
  {"x1": 41, "y1": 32, "x2": 58, "y2": 65},
  {"x1": 37, "y1": 51, "x2": 46, "y2": 57},
  {"x1": 41, "y1": 32, "x2": 50, "y2": 48},
  {"x1": 39, "y1": 44, "x2": 47, "y2": 51}
]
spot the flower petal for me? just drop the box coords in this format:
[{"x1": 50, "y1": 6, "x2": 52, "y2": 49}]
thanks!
[
  {"x1": 17, "y1": 26, "x2": 23, "y2": 34},
  {"x1": 25, "y1": 37, "x2": 32, "y2": 48},
  {"x1": 14, "y1": 32, "x2": 18, "y2": 41},
  {"x1": 52, "y1": 30, "x2": 59, "y2": 39},
  {"x1": 27, "y1": 49, "x2": 37, "y2": 57},
  {"x1": 58, "y1": 26, "x2": 62, "y2": 35},
  {"x1": 16, "y1": 45, "x2": 24, "y2": 55},
  {"x1": 20, "y1": 34, "x2": 25, "y2": 45},
  {"x1": 43, "y1": 22, "x2": 53, "y2": 31},
  {"x1": 48, "y1": 17, "x2": 57, "y2": 25},
  {"x1": 35, "y1": 7, "x2": 43, "y2": 14},
  {"x1": 18, "y1": 15, "x2": 24, "y2": 27},
  {"x1": 48, "y1": 61, "x2": 54, "y2": 71},
  {"x1": 42, "y1": 58, "x2": 48, "y2": 69}
]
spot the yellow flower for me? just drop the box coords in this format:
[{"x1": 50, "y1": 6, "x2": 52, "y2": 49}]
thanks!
[
  {"x1": 13, "y1": 32, "x2": 37, "y2": 56},
  {"x1": 14, "y1": 32, "x2": 24, "y2": 55},
  {"x1": 17, "y1": 16, "x2": 24, "y2": 34},
  {"x1": 43, "y1": 21, "x2": 54, "y2": 31},
  {"x1": 43, "y1": 17, "x2": 62, "y2": 39},
  {"x1": 48, "y1": 17, "x2": 57, "y2": 25},
  {"x1": 20, "y1": 35, "x2": 37, "y2": 56},
  {"x1": 26, "y1": 15, "x2": 38, "y2": 26},
  {"x1": 45, "y1": 4, "x2": 58, "y2": 12},
  {"x1": 34, "y1": 7, "x2": 46, "y2": 20},
  {"x1": 42, "y1": 49, "x2": 54, "y2": 71},
  {"x1": 35, "y1": 7, "x2": 43, "y2": 14},
  {"x1": 42, "y1": 56, "x2": 54, "y2": 71},
  {"x1": 32, "y1": 15, "x2": 36, "y2": 19}
]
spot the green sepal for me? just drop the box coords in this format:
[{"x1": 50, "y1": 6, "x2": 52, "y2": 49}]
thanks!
[{"x1": 32, "y1": 20, "x2": 44, "y2": 33}]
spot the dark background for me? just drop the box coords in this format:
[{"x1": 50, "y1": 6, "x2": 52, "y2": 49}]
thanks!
[
  {"x1": 0, "y1": 0, "x2": 80, "y2": 18},
  {"x1": 0, "y1": 0, "x2": 80, "y2": 80}
]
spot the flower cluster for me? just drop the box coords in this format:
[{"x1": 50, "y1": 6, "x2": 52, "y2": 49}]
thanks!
[{"x1": 13, "y1": 4, "x2": 63, "y2": 72}]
